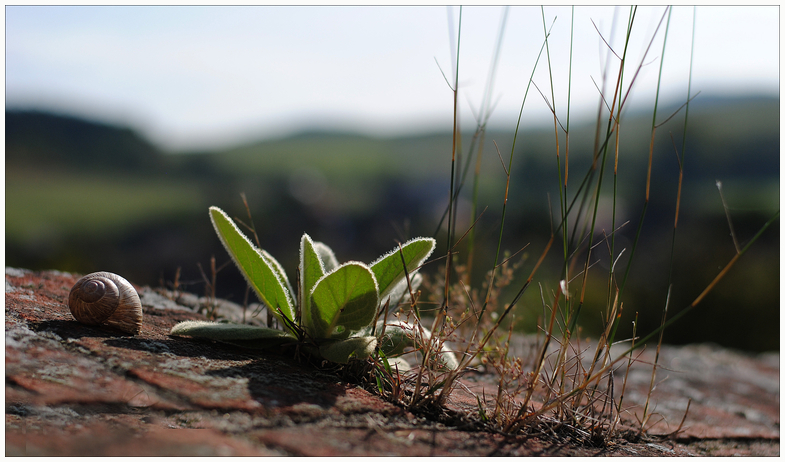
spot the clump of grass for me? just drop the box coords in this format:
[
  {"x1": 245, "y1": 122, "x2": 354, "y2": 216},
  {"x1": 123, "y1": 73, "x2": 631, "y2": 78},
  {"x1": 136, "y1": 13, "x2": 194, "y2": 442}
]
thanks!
[{"x1": 367, "y1": 4, "x2": 778, "y2": 444}]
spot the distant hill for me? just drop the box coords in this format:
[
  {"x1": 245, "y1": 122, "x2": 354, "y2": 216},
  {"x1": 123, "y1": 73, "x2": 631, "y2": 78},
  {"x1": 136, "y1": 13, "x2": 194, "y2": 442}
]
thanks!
[
  {"x1": 6, "y1": 110, "x2": 162, "y2": 172},
  {"x1": 6, "y1": 94, "x2": 778, "y2": 181},
  {"x1": 202, "y1": 95, "x2": 779, "y2": 172}
]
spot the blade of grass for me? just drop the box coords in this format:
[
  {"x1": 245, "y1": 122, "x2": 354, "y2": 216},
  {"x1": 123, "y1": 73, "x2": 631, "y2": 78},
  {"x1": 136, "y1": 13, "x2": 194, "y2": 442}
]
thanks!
[
  {"x1": 442, "y1": 5, "x2": 462, "y2": 311},
  {"x1": 413, "y1": 6, "x2": 463, "y2": 407}
]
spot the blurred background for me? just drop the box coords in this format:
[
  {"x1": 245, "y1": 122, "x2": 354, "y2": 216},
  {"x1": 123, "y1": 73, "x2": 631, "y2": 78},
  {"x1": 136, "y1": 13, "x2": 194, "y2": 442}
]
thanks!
[{"x1": 5, "y1": 6, "x2": 779, "y2": 352}]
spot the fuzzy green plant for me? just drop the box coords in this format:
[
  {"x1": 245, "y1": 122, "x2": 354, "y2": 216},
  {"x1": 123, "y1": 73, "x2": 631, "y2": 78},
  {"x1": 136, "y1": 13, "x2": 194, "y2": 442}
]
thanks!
[{"x1": 170, "y1": 206, "x2": 458, "y2": 369}]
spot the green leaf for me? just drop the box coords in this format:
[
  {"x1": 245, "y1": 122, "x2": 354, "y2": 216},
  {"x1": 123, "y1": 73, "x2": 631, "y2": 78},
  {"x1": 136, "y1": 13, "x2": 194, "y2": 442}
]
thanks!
[
  {"x1": 299, "y1": 233, "x2": 325, "y2": 336},
  {"x1": 385, "y1": 273, "x2": 422, "y2": 308},
  {"x1": 170, "y1": 320, "x2": 296, "y2": 349},
  {"x1": 378, "y1": 322, "x2": 415, "y2": 357},
  {"x1": 208, "y1": 207, "x2": 295, "y2": 330},
  {"x1": 377, "y1": 320, "x2": 460, "y2": 371},
  {"x1": 386, "y1": 357, "x2": 412, "y2": 372},
  {"x1": 370, "y1": 237, "x2": 435, "y2": 305},
  {"x1": 318, "y1": 336, "x2": 378, "y2": 363},
  {"x1": 261, "y1": 248, "x2": 295, "y2": 306},
  {"x1": 313, "y1": 241, "x2": 339, "y2": 272},
  {"x1": 309, "y1": 262, "x2": 379, "y2": 339}
]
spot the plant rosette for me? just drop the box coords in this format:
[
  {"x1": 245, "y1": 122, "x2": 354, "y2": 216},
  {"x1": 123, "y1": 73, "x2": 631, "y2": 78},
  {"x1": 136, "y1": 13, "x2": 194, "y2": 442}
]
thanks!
[{"x1": 170, "y1": 206, "x2": 458, "y2": 369}]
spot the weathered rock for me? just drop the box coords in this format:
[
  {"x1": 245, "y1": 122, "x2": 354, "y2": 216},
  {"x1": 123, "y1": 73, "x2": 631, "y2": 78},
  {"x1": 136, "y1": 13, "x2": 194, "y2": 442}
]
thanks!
[{"x1": 5, "y1": 268, "x2": 779, "y2": 456}]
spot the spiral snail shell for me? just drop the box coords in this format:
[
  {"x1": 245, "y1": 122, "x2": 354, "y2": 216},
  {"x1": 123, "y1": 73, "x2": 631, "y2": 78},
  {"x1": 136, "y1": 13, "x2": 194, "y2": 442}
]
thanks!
[{"x1": 68, "y1": 272, "x2": 143, "y2": 335}]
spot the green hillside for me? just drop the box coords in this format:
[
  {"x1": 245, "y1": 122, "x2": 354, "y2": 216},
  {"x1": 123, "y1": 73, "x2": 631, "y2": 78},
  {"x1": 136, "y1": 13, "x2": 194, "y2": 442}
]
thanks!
[{"x1": 6, "y1": 110, "x2": 162, "y2": 171}]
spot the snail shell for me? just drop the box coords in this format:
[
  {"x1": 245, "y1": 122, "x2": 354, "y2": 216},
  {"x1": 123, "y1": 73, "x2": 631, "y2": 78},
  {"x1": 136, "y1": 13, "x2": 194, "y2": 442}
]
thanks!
[{"x1": 68, "y1": 272, "x2": 143, "y2": 335}]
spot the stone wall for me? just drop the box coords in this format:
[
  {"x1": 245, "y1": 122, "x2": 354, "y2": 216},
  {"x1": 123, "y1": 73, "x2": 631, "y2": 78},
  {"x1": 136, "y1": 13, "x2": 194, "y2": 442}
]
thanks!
[{"x1": 5, "y1": 268, "x2": 779, "y2": 456}]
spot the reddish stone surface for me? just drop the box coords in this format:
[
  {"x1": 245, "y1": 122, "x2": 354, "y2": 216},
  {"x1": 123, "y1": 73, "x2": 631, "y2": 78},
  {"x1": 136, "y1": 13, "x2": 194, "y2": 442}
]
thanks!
[{"x1": 5, "y1": 268, "x2": 779, "y2": 456}]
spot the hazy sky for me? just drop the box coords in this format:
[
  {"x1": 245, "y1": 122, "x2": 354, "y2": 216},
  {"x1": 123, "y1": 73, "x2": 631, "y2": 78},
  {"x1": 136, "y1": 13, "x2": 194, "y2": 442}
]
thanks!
[{"x1": 5, "y1": 5, "x2": 780, "y2": 152}]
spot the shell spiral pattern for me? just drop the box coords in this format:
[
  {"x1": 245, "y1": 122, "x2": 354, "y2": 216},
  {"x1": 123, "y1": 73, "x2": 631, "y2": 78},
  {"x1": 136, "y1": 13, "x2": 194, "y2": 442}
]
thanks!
[{"x1": 68, "y1": 272, "x2": 143, "y2": 335}]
